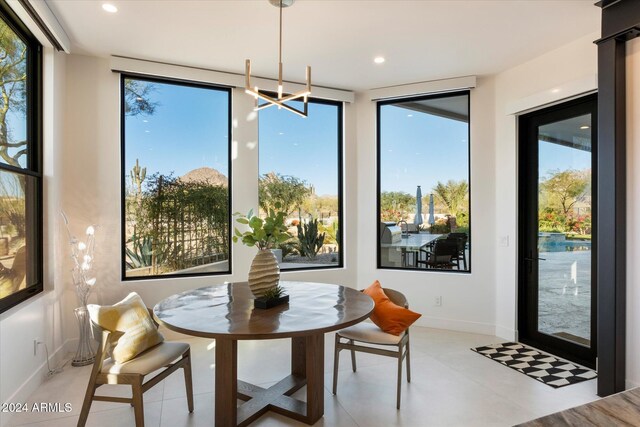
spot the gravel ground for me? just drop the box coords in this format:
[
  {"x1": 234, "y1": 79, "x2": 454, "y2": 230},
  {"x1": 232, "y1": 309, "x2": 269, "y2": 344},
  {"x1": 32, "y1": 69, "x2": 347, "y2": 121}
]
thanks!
[{"x1": 282, "y1": 253, "x2": 340, "y2": 264}]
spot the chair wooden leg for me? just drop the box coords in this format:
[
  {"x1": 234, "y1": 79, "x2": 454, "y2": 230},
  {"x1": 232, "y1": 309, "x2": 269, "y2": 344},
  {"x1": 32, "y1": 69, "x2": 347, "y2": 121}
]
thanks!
[
  {"x1": 77, "y1": 380, "x2": 97, "y2": 427},
  {"x1": 183, "y1": 350, "x2": 194, "y2": 413},
  {"x1": 132, "y1": 377, "x2": 145, "y2": 427},
  {"x1": 406, "y1": 337, "x2": 412, "y2": 383},
  {"x1": 396, "y1": 347, "x2": 403, "y2": 410},
  {"x1": 332, "y1": 334, "x2": 340, "y2": 395},
  {"x1": 349, "y1": 339, "x2": 357, "y2": 372}
]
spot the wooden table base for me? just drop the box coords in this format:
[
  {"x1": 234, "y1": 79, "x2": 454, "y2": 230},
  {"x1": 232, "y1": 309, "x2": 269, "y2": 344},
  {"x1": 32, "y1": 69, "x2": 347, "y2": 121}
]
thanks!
[{"x1": 215, "y1": 335, "x2": 325, "y2": 427}]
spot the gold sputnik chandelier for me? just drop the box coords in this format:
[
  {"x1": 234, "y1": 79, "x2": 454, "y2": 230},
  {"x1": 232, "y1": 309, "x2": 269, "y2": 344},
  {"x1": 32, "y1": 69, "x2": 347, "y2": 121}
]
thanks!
[{"x1": 245, "y1": 0, "x2": 311, "y2": 118}]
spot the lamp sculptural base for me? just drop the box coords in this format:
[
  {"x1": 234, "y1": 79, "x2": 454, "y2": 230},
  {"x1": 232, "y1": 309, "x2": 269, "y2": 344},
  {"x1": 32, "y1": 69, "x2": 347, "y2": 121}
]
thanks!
[{"x1": 72, "y1": 306, "x2": 95, "y2": 367}]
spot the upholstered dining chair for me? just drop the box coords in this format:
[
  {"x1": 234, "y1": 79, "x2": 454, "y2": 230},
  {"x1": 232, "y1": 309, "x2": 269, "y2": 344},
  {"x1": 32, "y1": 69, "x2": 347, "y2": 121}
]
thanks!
[
  {"x1": 78, "y1": 308, "x2": 193, "y2": 427},
  {"x1": 332, "y1": 288, "x2": 412, "y2": 409}
]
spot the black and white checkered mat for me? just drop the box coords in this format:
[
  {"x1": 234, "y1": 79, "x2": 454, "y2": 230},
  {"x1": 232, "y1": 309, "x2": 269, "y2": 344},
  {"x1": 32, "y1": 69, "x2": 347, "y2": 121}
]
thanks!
[{"x1": 471, "y1": 342, "x2": 597, "y2": 388}]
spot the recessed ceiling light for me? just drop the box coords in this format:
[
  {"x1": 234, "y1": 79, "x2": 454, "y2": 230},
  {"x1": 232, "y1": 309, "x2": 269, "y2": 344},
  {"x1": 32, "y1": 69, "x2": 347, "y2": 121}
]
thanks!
[
  {"x1": 407, "y1": 114, "x2": 413, "y2": 117},
  {"x1": 551, "y1": 88, "x2": 561, "y2": 94},
  {"x1": 374, "y1": 56, "x2": 385, "y2": 64},
  {"x1": 580, "y1": 125, "x2": 590, "y2": 130},
  {"x1": 102, "y1": 3, "x2": 118, "y2": 13}
]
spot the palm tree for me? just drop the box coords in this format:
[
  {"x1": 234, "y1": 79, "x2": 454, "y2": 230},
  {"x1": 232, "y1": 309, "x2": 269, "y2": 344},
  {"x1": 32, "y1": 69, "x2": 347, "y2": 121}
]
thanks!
[{"x1": 432, "y1": 180, "x2": 469, "y2": 218}]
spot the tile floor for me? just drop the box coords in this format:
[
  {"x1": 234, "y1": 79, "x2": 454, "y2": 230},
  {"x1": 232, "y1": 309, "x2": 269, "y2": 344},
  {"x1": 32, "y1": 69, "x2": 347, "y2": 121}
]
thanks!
[{"x1": 5, "y1": 326, "x2": 599, "y2": 427}]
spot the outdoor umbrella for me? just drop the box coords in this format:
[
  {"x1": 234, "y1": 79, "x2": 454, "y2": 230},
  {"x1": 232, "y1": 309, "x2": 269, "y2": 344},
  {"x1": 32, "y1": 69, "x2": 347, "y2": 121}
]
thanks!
[
  {"x1": 414, "y1": 186, "x2": 423, "y2": 227},
  {"x1": 428, "y1": 194, "x2": 435, "y2": 228}
]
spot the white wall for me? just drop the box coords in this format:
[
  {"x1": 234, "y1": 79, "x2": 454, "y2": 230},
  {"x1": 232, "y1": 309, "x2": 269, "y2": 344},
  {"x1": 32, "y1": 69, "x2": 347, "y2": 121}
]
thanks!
[
  {"x1": 60, "y1": 54, "x2": 359, "y2": 316},
  {"x1": 0, "y1": 49, "x2": 69, "y2": 427},
  {"x1": 354, "y1": 77, "x2": 498, "y2": 335},
  {"x1": 626, "y1": 38, "x2": 640, "y2": 388},
  {"x1": 493, "y1": 32, "x2": 599, "y2": 340}
]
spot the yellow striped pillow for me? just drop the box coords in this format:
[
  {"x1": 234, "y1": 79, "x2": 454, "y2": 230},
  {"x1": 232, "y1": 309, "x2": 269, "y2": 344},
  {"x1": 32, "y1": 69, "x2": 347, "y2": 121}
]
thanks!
[{"x1": 87, "y1": 292, "x2": 164, "y2": 364}]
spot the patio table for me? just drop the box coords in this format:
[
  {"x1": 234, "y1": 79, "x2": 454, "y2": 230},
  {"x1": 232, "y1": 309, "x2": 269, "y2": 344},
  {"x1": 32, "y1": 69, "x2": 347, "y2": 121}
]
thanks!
[{"x1": 380, "y1": 233, "x2": 442, "y2": 267}]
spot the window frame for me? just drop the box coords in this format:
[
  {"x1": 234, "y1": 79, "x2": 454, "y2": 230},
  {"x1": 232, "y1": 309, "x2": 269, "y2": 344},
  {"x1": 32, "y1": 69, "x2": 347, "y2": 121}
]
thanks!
[
  {"x1": 119, "y1": 73, "x2": 233, "y2": 281},
  {"x1": 376, "y1": 90, "x2": 471, "y2": 273},
  {"x1": 257, "y1": 96, "x2": 344, "y2": 272},
  {"x1": 0, "y1": 1, "x2": 43, "y2": 314}
]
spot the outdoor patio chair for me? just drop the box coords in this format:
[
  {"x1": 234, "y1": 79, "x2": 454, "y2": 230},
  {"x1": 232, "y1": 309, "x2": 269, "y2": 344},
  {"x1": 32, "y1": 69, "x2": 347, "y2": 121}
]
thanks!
[
  {"x1": 417, "y1": 238, "x2": 458, "y2": 269},
  {"x1": 332, "y1": 288, "x2": 412, "y2": 409},
  {"x1": 446, "y1": 233, "x2": 468, "y2": 270}
]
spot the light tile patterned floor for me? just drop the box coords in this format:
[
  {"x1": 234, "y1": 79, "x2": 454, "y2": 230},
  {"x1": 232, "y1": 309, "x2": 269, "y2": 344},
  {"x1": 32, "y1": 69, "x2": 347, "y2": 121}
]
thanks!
[{"x1": 5, "y1": 326, "x2": 599, "y2": 427}]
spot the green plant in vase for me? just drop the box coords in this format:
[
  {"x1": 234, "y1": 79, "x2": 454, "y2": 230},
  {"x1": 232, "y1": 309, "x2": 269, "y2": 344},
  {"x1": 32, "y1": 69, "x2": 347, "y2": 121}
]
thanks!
[{"x1": 233, "y1": 203, "x2": 291, "y2": 301}]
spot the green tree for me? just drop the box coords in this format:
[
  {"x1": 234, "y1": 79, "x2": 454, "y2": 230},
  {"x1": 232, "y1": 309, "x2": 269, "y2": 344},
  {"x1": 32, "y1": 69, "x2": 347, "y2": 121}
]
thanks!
[
  {"x1": 124, "y1": 79, "x2": 158, "y2": 116},
  {"x1": 540, "y1": 169, "x2": 589, "y2": 215},
  {"x1": 379, "y1": 191, "x2": 415, "y2": 221},
  {"x1": 258, "y1": 172, "x2": 310, "y2": 215},
  {"x1": 0, "y1": 20, "x2": 27, "y2": 169},
  {"x1": 432, "y1": 180, "x2": 469, "y2": 218},
  {"x1": 0, "y1": 173, "x2": 25, "y2": 237},
  {"x1": 301, "y1": 194, "x2": 338, "y2": 219}
]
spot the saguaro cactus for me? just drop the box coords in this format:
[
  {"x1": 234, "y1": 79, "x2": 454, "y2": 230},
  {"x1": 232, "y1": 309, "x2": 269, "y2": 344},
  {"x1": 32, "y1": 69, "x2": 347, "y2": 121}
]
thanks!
[{"x1": 130, "y1": 158, "x2": 147, "y2": 198}]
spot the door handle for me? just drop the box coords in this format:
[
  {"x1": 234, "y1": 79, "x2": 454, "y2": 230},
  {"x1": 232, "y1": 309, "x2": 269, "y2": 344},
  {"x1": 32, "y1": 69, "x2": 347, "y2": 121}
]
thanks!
[{"x1": 524, "y1": 257, "x2": 546, "y2": 261}]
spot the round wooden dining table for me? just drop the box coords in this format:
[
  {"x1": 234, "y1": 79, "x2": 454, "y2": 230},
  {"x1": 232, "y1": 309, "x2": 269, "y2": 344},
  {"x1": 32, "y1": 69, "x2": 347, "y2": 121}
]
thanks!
[{"x1": 154, "y1": 281, "x2": 374, "y2": 427}]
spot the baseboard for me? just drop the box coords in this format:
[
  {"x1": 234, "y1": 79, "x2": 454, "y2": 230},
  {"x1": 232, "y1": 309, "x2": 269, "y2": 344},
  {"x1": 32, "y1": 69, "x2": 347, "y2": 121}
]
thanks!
[
  {"x1": 495, "y1": 325, "x2": 517, "y2": 341},
  {"x1": 416, "y1": 315, "x2": 495, "y2": 336},
  {"x1": 626, "y1": 379, "x2": 640, "y2": 390},
  {"x1": 0, "y1": 339, "x2": 74, "y2": 427}
]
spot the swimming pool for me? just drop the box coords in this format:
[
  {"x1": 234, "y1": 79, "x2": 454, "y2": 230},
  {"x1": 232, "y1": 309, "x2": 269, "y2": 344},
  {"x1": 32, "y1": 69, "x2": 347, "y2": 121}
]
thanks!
[{"x1": 538, "y1": 239, "x2": 591, "y2": 253}]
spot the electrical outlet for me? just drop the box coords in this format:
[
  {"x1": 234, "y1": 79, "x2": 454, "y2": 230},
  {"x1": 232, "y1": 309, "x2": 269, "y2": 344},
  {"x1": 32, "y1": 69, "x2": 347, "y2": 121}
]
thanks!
[
  {"x1": 33, "y1": 338, "x2": 39, "y2": 356},
  {"x1": 435, "y1": 296, "x2": 442, "y2": 307}
]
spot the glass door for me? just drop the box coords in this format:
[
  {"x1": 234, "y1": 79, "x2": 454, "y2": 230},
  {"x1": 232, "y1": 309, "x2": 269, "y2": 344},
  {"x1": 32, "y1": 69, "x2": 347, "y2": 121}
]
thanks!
[{"x1": 518, "y1": 94, "x2": 597, "y2": 368}]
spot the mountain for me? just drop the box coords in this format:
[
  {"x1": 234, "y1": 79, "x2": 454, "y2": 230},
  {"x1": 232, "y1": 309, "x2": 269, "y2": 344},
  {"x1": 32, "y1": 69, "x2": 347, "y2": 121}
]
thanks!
[{"x1": 179, "y1": 167, "x2": 228, "y2": 187}]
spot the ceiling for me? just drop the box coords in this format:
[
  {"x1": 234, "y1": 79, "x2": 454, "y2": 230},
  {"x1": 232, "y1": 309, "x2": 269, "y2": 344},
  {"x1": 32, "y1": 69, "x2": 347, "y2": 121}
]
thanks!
[
  {"x1": 398, "y1": 94, "x2": 469, "y2": 123},
  {"x1": 540, "y1": 115, "x2": 593, "y2": 152},
  {"x1": 46, "y1": 0, "x2": 600, "y2": 91}
]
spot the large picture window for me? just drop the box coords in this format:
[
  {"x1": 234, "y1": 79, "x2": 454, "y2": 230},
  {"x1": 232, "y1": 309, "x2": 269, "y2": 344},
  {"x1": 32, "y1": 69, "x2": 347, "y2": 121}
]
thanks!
[
  {"x1": 0, "y1": 3, "x2": 42, "y2": 313},
  {"x1": 121, "y1": 75, "x2": 231, "y2": 280},
  {"x1": 377, "y1": 91, "x2": 470, "y2": 272},
  {"x1": 258, "y1": 98, "x2": 343, "y2": 270}
]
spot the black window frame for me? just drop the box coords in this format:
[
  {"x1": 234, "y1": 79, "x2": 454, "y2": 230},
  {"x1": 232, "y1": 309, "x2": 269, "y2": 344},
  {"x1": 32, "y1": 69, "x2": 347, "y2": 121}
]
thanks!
[
  {"x1": 0, "y1": 1, "x2": 43, "y2": 314},
  {"x1": 376, "y1": 90, "x2": 472, "y2": 273},
  {"x1": 257, "y1": 96, "x2": 344, "y2": 272},
  {"x1": 120, "y1": 73, "x2": 233, "y2": 281}
]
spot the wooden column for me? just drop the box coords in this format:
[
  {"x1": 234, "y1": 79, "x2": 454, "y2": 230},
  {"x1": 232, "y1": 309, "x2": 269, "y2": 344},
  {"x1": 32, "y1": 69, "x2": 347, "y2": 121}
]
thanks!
[{"x1": 595, "y1": 0, "x2": 640, "y2": 396}]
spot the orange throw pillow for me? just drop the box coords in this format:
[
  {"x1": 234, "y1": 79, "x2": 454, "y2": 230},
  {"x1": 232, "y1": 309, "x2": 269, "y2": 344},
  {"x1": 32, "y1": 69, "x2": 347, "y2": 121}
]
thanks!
[{"x1": 363, "y1": 280, "x2": 421, "y2": 335}]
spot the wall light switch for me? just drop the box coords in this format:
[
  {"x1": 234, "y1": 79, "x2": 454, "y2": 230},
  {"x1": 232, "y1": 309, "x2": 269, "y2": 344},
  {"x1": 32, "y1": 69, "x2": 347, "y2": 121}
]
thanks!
[{"x1": 499, "y1": 236, "x2": 509, "y2": 247}]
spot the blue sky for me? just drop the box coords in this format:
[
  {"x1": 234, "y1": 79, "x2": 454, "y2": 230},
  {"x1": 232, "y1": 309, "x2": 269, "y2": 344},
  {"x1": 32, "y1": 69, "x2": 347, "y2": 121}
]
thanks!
[
  {"x1": 539, "y1": 141, "x2": 591, "y2": 178},
  {"x1": 124, "y1": 80, "x2": 229, "y2": 185},
  {"x1": 124, "y1": 80, "x2": 340, "y2": 196},
  {"x1": 258, "y1": 101, "x2": 339, "y2": 196},
  {"x1": 379, "y1": 104, "x2": 469, "y2": 195},
  {"x1": 122, "y1": 80, "x2": 589, "y2": 196},
  {"x1": 5, "y1": 110, "x2": 27, "y2": 169}
]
